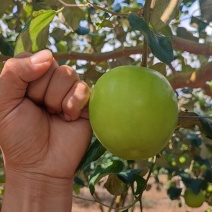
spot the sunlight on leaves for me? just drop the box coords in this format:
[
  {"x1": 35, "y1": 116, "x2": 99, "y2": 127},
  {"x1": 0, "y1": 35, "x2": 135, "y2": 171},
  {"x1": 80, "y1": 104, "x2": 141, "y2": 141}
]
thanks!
[
  {"x1": 150, "y1": 0, "x2": 181, "y2": 30},
  {"x1": 128, "y1": 14, "x2": 174, "y2": 64},
  {"x1": 14, "y1": 10, "x2": 56, "y2": 55}
]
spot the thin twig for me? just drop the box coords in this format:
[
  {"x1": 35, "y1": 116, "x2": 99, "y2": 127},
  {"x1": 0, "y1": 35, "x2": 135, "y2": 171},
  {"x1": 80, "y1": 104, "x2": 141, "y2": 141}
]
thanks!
[
  {"x1": 139, "y1": 198, "x2": 143, "y2": 212},
  {"x1": 136, "y1": 156, "x2": 156, "y2": 211},
  {"x1": 141, "y1": 40, "x2": 148, "y2": 67},
  {"x1": 145, "y1": 157, "x2": 156, "y2": 186},
  {"x1": 94, "y1": 192, "x2": 105, "y2": 212},
  {"x1": 73, "y1": 194, "x2": 96, "y2": 203},
  {"x1": 108, "y1": 195, "x2": 116, "y2": 212},
  {"x1": 141, "y1": 0, "x2": 152, "y2": 67},
  {"x1": 74, "y1": 193, "x2": 136, "y2": 211},
  {"x1": 58, "y1": 0, "x2": 130, "y2": 17},
  {"x1": 90, "y1": 191, "x2": 140, "y2": 211}
]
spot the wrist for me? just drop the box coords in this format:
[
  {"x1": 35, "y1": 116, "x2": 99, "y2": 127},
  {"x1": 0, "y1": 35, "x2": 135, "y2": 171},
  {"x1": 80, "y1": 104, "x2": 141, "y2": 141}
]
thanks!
[{"x1": 2, "y1": 168, "x2": 73, "y2": 212}]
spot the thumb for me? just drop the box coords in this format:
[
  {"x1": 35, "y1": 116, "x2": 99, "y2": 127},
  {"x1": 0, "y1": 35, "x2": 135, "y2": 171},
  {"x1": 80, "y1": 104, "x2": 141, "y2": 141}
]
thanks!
[
  {"x1": 2, "y1": 49, "x2": 53, "y2": 83},
  {"x1": 0, "y1": 50, "x2": 53, "y2": 115}
]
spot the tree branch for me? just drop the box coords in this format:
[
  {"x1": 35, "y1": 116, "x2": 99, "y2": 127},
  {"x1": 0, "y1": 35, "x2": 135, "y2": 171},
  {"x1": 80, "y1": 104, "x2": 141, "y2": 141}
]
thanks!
[
  {"x1": 57, "y1": 0, "x2": 139, "y2": 17},
  {"x1": 0, "y1": 36, "x2": 211, "y2": 63},
  {"x1": 141, "y1": 0, "x2": 152, "y2": 67},
  {"x1": 169, "y1": 61, "x2": 212, "y2": 96},
  {"x1": 172, "y1": 36, "x2": 212, "y2": 56},
  {"x1": 58, "y1": 46, "x2": 144, "y2": 63},
  {"x1": 1, "y1": 37, "x2": 212, "y2": 95}
]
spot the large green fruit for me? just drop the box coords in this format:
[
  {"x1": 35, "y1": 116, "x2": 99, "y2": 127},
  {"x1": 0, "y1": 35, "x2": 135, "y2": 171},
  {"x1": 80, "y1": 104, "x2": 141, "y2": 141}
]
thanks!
[
  {"x1": 89, "y1": 66, "x2": 178, "y2": 160},
  {"x1": 184, "y1": 188, "x2": 205, "y2": 208}
]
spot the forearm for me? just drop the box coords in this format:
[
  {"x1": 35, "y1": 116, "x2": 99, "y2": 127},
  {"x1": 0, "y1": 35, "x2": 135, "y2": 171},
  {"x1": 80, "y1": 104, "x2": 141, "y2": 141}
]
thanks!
[{"x1": 2, "y1": 168, "x2": 73, "y2": 212}]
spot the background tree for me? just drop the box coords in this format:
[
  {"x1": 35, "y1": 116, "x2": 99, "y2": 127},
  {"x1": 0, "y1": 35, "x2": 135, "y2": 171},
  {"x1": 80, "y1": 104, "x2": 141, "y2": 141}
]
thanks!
[{"x1": 0, "y1": 0, "x2": 211, "y2": 211}]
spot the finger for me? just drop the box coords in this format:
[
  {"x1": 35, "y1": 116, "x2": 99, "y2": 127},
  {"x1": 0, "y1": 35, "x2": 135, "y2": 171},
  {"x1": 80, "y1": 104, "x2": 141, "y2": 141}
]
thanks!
[
  {"x1": 0, "y1": 50, "x2": 53, "y2": 116},
  {"x1": 44, "y1": 65, "x2": 80, "y2": 114},
  {"x1": 62, "y1": 81, "x2": 91, "y2": 121},
  {"x1": 80, "y1": 106, "x2": 89, "y2": 119},
  {"x1": 27, "y1": 58, "x2": 59, "y2": 104}
]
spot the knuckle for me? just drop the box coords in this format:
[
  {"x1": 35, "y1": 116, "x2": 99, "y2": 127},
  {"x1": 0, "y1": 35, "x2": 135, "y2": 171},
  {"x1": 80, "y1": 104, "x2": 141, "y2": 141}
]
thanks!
[
  {"x1": 1, "y1": 58, "x2": 19, "y2": 78},
  {"x1": 3, "y1": 58, "x2": 16, "y2": 70},
  {"x1": 78, "y1": 81, "x2": 91, "y2": 95},
  {"x1": 58, "y1": 66, "x2": 79, "y2": 80}
]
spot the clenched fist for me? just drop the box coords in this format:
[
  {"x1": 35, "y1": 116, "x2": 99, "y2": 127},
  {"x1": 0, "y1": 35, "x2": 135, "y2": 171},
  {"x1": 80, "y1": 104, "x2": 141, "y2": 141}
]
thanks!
[{"x1": 0, "y1": 50, "x2": 92, "y2": 212}]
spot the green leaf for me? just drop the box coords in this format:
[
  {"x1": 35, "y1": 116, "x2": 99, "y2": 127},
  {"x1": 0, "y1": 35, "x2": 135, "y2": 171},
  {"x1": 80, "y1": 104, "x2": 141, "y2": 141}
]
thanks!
[
  {"x1": 187, "y1": 134, "x2": 202, "y2": 147},
  {"x1": 59, "y1": 2, "x2": 85, "y2": 31},
  {"x1": 90, "y1": 33, "x2": 106, "y2": 52},
  {"x1": 98, "y1": 20, "x2": 113, "y2": 29},
  {"x1": 167, "y1": 186, "x2": 182, "y2": 200},
  {"x1": 117, "y1": 169, "x2": 146, "y2": 195},
  {"x1": 22, "y1": 3, "x2": 33, "y2": 22},
  {"x1": 150, "y1": 0, "x2": 181, "y2": 30},
  {"x1": 43, "y1": 0, "x2": 58, "y2": 7},
  {"x1": 159, "y1": 25, "x2": 173, "y2": 38},
  {"x1": 73, "y1": 176, "x2": 85, "y2": 195},
  {"x1": 14, "y1": 9, "x2": 56, "y2": 55},
  {"x1": 176, "y1": 27, "x2": 199, "y2": 42},
  {"x1": 149, "y1": 62, "x2": 166, "y2": 76},
  {"x1": 0, "y1": 37, "x2": 14, "y2": 56},
  {"x1": 199, "y1": 118, "x2": 212, "y2": 139},
  {"x1": 74, "y1": 176, "x2": 85, "y2": 187},
  {"x1": 209, "y1": 81, "x2": 212, "y2": 89},
  {"x1": 132, "y1": 174, "x2": 146, "y2": 195},
  {"x1": 181, "y1": 177, "x2": 204, "y2": 195},
  {"x1": 77, "y1": 139, "x2": 106, "y2": 171},
  {"x1": 0, "y1": 62, "x2": 4, "y2": 74},
  {"x1": 0, "y1": 173, "x2": 5, "y2": 183},
  {"x1": 0, "y1": 0, "x2": 14, "y2": 17},
  {"x1": 128, "y1": 14, "x2": 174, "y2": 64},
  {"x1": 104, "y1": 174, "x2": 128, "y2": 195},
  {"x1": 205, "y1": 168, "x2": 212, "y2": 183},
  {"x1": 190, "y1": 16, "x2": 209, "y2": 33},
  {"x1": 117, "y1": 169, "x2": 143, "y2": 183},
  {"x1": 73, "y1": 183, "x2": 81, "y2": 195},
  {"x1": 51, "y1": 28, "x2": 66, "y2": 42},
  {"x1": 89, "y1": 160, "x2": 124, "y2": 195}
]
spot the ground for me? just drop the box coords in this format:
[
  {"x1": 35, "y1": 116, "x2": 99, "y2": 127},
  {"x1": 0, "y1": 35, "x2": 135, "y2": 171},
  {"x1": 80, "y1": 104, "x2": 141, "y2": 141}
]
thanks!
[{"x1": 72, "y1": 176, "x2": 211, "y2": 212}]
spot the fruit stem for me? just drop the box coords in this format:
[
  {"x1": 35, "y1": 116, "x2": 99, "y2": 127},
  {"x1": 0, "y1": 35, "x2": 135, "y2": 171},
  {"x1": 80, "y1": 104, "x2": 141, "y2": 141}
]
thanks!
[
  {"x1": 141, "y1": 0, "x2": 152, "y2": 67},
  {"x1": 141, "y1": 40, "x2": 148, "y2": 67}
]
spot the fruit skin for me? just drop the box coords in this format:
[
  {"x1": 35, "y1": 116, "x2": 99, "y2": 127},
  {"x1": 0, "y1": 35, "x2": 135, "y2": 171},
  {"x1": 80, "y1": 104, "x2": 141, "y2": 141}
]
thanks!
[
  {"x1": 184, "y1": 188, "x2": 205, "y2": 208},
  {"x1": 89, "y1": 66, "x2": 178, "y2": 160}
]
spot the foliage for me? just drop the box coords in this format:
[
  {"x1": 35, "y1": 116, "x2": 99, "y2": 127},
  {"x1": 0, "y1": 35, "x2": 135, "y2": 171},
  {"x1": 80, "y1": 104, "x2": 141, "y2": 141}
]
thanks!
[{"x1": 0, "y1": 0, "x2": 212, "y2": 211}]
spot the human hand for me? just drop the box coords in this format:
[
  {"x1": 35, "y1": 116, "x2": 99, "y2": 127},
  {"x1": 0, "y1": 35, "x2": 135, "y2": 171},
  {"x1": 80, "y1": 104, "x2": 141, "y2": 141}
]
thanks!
[{"x1": 0, "y1": 50, "x2": 92, "y2": 211}]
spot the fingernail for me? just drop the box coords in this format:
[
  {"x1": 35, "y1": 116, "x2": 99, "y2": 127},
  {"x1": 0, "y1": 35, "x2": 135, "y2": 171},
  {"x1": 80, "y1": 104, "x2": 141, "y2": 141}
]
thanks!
[
  {"x1": 30, "y1": 50, "x2": 52, "y2": 64},
  {"x1": 64, "y1": 113, "x2": 72, "y2": 121}
]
